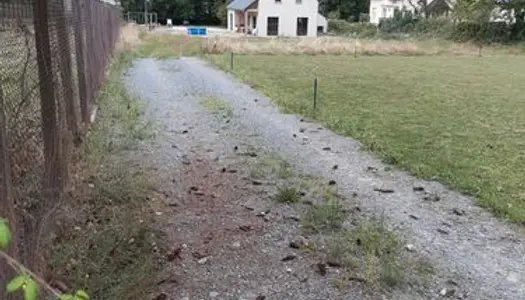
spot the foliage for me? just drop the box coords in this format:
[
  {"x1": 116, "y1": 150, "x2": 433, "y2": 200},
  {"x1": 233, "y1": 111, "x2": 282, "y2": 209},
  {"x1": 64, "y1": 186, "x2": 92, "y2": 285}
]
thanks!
[{"x1": 0, "y1": 218, "x2": 89, "y2": 300}]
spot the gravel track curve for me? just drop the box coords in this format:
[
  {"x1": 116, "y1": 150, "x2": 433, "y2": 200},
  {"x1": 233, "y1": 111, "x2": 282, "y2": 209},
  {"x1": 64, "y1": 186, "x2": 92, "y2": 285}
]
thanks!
[{"x1": 124, "y1": 57, "x2": 525, "y2": 300}]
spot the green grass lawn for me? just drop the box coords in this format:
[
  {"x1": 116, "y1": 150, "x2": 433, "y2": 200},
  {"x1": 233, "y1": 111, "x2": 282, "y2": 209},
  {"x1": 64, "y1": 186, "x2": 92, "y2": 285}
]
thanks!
[{"x1": 212, "y1": 54, "x2": 525, "y2": 223}]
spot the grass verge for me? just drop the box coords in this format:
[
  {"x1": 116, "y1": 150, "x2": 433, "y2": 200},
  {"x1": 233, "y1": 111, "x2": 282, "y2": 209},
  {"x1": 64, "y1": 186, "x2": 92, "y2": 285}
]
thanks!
[
  {"x1": 49, "y1": 50, "x2": 162, "y2": 300},
  {"x1": 210, "y1": 53, "x2": 525, "y2": 224}
]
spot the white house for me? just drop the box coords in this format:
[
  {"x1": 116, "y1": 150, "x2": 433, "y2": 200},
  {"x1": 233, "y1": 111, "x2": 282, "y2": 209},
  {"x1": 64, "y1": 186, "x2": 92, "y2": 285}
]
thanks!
[
  {"x1": 369, "y1": 0, "x2": 512, "y2": 24},
  {"x1": 369, "y1": 0, "x2": 416, "y2": 24},
  {"x1": 227, "y1": 0, "x2": 327, "y2": 37}
]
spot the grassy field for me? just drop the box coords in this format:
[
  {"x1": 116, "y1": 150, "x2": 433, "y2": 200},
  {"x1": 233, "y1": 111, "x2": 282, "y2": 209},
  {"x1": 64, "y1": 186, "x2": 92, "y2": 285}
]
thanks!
[{"x1": 211, "y1": 53, "x2": 525, "y2": 223}]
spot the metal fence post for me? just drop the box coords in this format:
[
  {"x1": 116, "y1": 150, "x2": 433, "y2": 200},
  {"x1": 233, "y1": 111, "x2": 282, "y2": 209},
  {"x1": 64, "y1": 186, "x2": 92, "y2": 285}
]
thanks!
[
  {"x1": 57, "y1": 0, "x2": 80, "y2": 144},
  {"x1": 73, "y1": 0, "x2": 89, "y2": 124},
  {"x1": 32, "y1": 0, "x2": 61, "y2": 275},
  {"x1": 313, "y1": 76, "x2": 318, "y2": 116}
]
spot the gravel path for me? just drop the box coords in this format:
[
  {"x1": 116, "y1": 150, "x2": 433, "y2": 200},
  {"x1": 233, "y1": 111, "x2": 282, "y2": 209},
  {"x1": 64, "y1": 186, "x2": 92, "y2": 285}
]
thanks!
[{"x1": 124, "y1": 57, "x2": 525, "y2": 300}]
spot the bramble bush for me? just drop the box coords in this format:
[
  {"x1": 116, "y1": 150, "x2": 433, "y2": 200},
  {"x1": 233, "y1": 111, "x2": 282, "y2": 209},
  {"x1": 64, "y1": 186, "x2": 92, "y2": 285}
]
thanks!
[{"x1": 0, "y1": 217, "x2": 89, "y2": 300}]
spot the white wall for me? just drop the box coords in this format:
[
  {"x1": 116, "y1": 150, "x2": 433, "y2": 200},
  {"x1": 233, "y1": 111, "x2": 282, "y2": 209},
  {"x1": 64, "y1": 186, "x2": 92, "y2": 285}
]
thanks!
[
  {"x1": 258, "y1": 0, "x2": 319, "y2": 37},
  {"x1": 227, "y1": 9, "x2": 236, "y2": 31},
  {"x1": 369, "y1": 0, "x2": 415, "y2": 24}
]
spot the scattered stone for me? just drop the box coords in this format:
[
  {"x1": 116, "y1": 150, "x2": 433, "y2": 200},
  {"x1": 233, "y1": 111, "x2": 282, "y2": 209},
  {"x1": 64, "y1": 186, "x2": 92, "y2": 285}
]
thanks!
[
  {"x1": 437, "y1": 228, "x2": 449, "y2": 235},
  {"x1": 256, "y1": 209, "x2": 270, "y2": 217},
  {"x1": 452, "y1": 208, "x2": 465, "y2": 216},
  {"x1": 242, "y1": 152, "x2": 258, "y2": 157},
  {"x1": 302, "y1": 200, "x2": 314, "y2": 205},
  {"x1": 507, "y1": 271, "x2": 519, "y2": 283},
  {"x1": 409, "y1": 214, "x2": 419, "y2": 220},
  {"x1": 322, "y1": 147, "x2": 331, "y2": 151},
  {"x1": 256, "y1": 296, "x2": 266, "y2": 300},
  {"x1": 232, "y1": 242, "x2": 241, "y2": 248},
  {"x1": 197, "y1": 257, "x2": 208, "y2": 264},
  {"x1": 405, "y1": 244, "x2": 415, "y2": 252},
  {"x1": 263, "y1": 215, "x2": 271, "y2": 222},
  {"x1": 413, "y1": 186, "x2": 425, "y2": 192},
  {"x1": 293, "y1": 134, "x2": 297, "y2": 138},
  {"x1": 384, "y1": 166, "x2": 392, "y2": 171},
  {"x1": 374, "y1": 188, "x2": 395, "y2": 193},
  {"x1": 227, "y1": 169, "x2": 237, "y2": 173},
  {"x1": 300, "y1": 119, "x2": 304, "y2": 122},
  {"x1": 254, "y1": 98, "x2": 258, "y2": 102},
  {"x1": 328, "y1": 180, "x2": 336, "y2": 186},
  {"x1": 181, "y1": 130, "x2": 188, "y2": 134},
  {"x1": 171, "y1": 144, "x2": 177, "y2": 148},
  {"x1": 299, "y1": 128, "x2": 306, "y2": 133},
  {"x1": 88, "y1": 183, "x2": 95, "y2": 188},
  {"x1": 221, "y1": 167, "x2": 226, "y2": 173},
  {"x1": 155, "y1": 211, "x2": 163, "y2": 216},
  {"x1": 189, "y1": 186, "x2": 199, "y2": 192},
  {"x1": 439, "y1": 288, "x2": 456, "y2": 297},
  {"x1": 251, "y1": 180, "x2": 263, "y2": 186},
  {"x1": 367, "y1": 166, "x2": 378, "y2": 172},
  {"x1": 234, "y1": 146, "x2": 238, "y2": 151},
  {"x1": 332, "y1": 165, "x2": 338, "y2": 170},
  {"x1": 286, "y1": 268, "x2": 293, "y2": 273},
  {"x1": 315, "y1": 263, "x2": 327, "y2": 276},
  {"x1": 193, "y1": 191, "x2": 205, "y2": 196},
  {"x1": 424, "y1": 193, "x2": 440, "y2": 202},
  {"x1": 281, "y1": 254, "x2": 297, "y2": 262},
  {"x1": 209, "y1": 291, "x2": 219, "y2": 298}
]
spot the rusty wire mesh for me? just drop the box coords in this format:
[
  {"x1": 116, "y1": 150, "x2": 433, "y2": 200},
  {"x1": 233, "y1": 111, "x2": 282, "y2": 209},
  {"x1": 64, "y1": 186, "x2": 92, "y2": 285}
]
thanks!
[{"x1": 0, "y1": 0, "x2": 120, "y2": 292}]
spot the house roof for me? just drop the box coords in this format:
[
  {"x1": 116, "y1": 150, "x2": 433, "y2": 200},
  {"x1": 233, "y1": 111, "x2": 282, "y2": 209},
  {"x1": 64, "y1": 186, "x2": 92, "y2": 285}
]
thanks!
[{"x1": 227, "y1": 0, "x2": 257, "y2": 11}]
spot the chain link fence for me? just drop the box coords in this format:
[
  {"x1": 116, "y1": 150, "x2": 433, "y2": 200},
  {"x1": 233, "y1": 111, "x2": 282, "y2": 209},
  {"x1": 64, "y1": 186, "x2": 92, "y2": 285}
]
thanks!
[{"x1": 0, "y1": 0, "x2": 120, "y2": 293}]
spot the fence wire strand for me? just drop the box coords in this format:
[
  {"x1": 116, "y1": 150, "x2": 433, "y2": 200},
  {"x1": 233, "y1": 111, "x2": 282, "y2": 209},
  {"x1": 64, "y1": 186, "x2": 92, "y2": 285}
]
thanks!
[{"x1": 0, "y1": 0, "x2": 120, "y2": 292}]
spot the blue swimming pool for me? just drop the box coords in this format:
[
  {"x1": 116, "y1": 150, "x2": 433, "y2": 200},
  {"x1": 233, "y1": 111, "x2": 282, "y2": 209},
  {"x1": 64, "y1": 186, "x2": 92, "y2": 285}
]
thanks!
[{"x1": 187, "y1": 27, "x2": 207, "y2": 36}]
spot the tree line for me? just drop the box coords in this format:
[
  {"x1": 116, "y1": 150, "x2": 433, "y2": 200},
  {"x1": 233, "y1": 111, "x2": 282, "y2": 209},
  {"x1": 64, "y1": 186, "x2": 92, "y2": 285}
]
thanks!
[{"x1": 118, "y1": 0, "x2": 371, "y2": 25}]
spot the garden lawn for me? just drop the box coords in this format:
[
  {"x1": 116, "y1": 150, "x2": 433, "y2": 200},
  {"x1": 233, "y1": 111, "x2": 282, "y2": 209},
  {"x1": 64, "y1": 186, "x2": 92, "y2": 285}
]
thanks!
[{"x1": 212, "y1": 54, "x2": 525, "y2": 223}]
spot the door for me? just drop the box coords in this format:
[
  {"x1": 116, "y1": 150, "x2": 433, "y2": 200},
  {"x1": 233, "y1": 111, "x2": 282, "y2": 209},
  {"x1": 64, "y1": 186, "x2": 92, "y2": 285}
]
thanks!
[
  {"x1": 229, "y1": 13, "x2": 233, "y2": 30},
  {"x1": 296, "y1": 17, "x2": 308, "y2": 36},
  {"x1": 267, "y1": 17, "x2": 279, "y2": 36}
]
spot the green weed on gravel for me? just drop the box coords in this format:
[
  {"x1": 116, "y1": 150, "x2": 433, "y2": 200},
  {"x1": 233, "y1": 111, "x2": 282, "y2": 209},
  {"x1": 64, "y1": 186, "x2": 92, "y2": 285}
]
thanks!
[
  {"x1": 51, "y1": 50, "x2": 162, "y2": 300},
  {"x1": 302, "y1": 191, "x2": 346, "y2": 233},
  {"x1": 200, "y1": 95, "x2": 234, "y2": 118},
  {"x1": 327, "y1": 218, "x2": 435, "y2": 290}
]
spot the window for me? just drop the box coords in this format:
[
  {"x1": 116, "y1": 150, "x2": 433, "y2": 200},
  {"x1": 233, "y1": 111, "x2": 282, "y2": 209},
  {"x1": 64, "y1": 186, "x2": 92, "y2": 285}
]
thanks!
[
  {"x1": 296, "y1": 17, "x2": 308, "y2": 36},
  {"x1": 296, "y1": 0, "x2": 302, "y2": 3},
  {"x1": 275, "y1": 0, "x2": 281, "y2": 2},
  {"x1": 267, "y1": 17, "x2": 279, "y2": 36}
]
